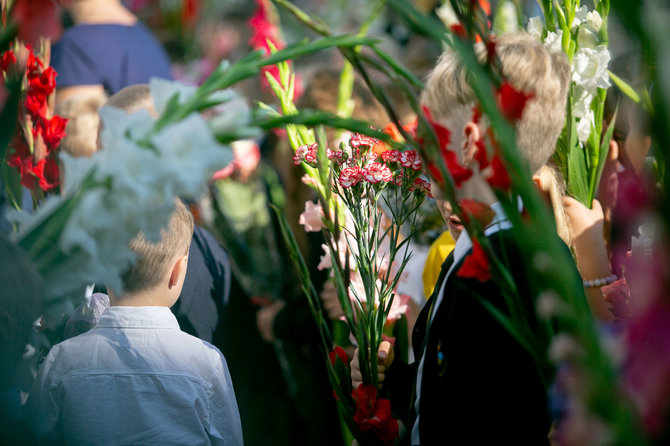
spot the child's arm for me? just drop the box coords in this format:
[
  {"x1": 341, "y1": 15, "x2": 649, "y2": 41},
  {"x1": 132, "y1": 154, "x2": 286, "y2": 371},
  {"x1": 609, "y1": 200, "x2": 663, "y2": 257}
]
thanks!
[
  {"x1": 25, "y1": 349, "x2": 63, "y2": 443},
  {"x1": 563, "y1": 197, "x2": 615, "y2": 321},
  {"x1": 206, "y1": 352, "x2": 244, "y2": 445}
]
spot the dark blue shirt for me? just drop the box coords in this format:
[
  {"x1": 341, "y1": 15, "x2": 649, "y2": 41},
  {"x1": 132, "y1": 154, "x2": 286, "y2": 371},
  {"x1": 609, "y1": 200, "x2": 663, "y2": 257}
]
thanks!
[{"x1": 51, "y1": 23, "x2": 172, "y2": 94}]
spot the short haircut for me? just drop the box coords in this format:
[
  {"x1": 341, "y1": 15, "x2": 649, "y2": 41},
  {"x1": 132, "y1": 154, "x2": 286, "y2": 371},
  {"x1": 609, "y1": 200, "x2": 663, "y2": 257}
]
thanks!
[
  {"x1": 55, "y1": 91, "x2": 108, "y2": 157},
  {"x1": 104, "y1": 84, "x2": 158, "y2": 117},
  {"x1": 121, "y1": 198, "x2": 194, "y2": 294},
  {"x1": 421, "y1": 33, "x2": 571, "y2": 173}
]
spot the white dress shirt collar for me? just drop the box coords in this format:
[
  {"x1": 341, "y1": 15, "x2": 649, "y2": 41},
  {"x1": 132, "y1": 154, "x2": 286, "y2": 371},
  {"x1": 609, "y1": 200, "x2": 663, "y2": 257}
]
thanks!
[{"x1": 96, "y1": 306, "x2": 180, "y2": 329}]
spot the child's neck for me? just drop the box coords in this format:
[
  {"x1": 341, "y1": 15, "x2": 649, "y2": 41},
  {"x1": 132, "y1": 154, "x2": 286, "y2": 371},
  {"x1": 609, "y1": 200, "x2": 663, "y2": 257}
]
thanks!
[
  {"x1": 108, "y1": 288, "x2": 171, "y2": 307},
  {"x1": 69, "y1": 0, "x2": 137, "y2": 26}
]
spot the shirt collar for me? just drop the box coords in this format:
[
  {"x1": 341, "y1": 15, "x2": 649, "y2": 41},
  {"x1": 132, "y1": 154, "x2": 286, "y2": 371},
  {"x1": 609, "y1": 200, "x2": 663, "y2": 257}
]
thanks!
[{"x1": 96, "y1": 306, "x2": 180, "y2": 329}]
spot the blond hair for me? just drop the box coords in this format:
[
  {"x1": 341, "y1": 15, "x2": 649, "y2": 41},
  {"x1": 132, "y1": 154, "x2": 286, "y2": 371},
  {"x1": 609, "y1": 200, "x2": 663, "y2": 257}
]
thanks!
[
  {"x1": 105, "y1": 84, "x2": 158, "y2": 117},
  {"x1": 121, "y1": 198, "x2": 194, "y2": 294},
  {"x1": 421, "y1": 33, "x2": 570, "y2": 173},
  {"x1": 55, "y1": 91, "x2": 108, "y2": 157}
]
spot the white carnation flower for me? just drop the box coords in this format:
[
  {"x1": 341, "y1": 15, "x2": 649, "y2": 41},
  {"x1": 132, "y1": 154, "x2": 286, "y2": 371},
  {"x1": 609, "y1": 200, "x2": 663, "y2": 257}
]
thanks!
[
  {"x1": 572, "y1": 46, "x2": 611, "y2": 91},
  {"x1": 526, "y1": 16, "x2": 544, "y2": 40}
]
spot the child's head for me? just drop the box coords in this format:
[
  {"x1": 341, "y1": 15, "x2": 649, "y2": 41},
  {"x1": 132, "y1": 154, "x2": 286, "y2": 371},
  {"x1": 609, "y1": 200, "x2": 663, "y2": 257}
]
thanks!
[
  {"x1": 104, "y1": 84, "x2": 157, "y2": 117},
  {"x1": 116, "y1": 198, "x2": 194, "y2": 306},
  {"x1": 55, "y1": 90, "x2": 108, "y2": 158},
  {"x1": 421, "y1": 33, "x2": 570, "y2": 196}
]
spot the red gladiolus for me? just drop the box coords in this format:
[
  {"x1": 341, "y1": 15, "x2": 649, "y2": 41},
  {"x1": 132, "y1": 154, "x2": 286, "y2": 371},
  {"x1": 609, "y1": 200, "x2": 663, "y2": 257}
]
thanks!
[
  {"x1": 427, "y1": 162, "x2": 444, "y2": 187},
  {"x1": 38, "y1": 115, "x2": 68, "y2": 150},
  {"x1": 497, "y1": 82, "x2": 533, "y2": 122},
  {"x1": 0, "y1": 50, "x2": 16, "y2": 72},
  {"x1": 449, "y1": 23, "x2": 467, "y2": 39},
  {"x1": 352, "y1": 384, "x2": 399, "y2": 445},
  {"x1": 35, "y1": 157, "x2": 60, "y2": 191},
  {"x1": 442, "y1": 148, "x2": 473, "y2": 188},
  {"x1": 328, "y1": 346, "x2": 349, "y2": 366},
  {"x1": 421, "y1": 105, "x2": 451, "y2": 151},
  {"x1": 28, "y1": 66, "x2": 57, "y2": 96},
  {"x1": 459, "y1": 199, "x2": 495, "y2": 227},
  {"x1": 474, "y1": 139, "x2": 489, "y2": 170},
  {"x1": 12, "y1": 0, "x2": 61, "y2": 46},
  {"x1": 486, "y1": 155, "x2": 511, "y2": 190},
  {"x1": 457, "y1": 238, "x2": 492, "y2": 282}
]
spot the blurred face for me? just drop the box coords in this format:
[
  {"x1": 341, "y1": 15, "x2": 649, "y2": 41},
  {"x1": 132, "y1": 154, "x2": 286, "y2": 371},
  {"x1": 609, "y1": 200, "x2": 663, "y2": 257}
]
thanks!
[{"x1": 431, "y1": 179, "x2": 463, "y2": 241}]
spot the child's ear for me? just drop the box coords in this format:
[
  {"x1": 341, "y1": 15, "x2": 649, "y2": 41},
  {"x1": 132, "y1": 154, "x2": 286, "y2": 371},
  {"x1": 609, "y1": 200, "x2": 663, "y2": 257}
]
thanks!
[
  {"x1": 462, "y1": 122, "x2": 481, "y2": 165},
  {"x1": 168, "y1": 255, "x2": 188, "y2": 289}
]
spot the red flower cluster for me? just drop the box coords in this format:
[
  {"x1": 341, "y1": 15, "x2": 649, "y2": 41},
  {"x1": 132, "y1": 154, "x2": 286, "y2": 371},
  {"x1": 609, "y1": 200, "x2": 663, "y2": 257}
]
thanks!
[
  {"x1": 11, "y1": 0, "x2": 61, "y2": 47},
  {"x1": 352, "y1": 384, "x2": 399, "y2": 446},
  {"x1": 457, "y1": 238, "x2": 492, "y2": 282},
  {"x1": 248, "y1": 0, "x2": 302, "y2": 98},
  {"x1": 328, "y1": 346, "x2": 349, "y2": 366},
  {"x1": 420, "y1": 106, "x2": 473, "y2": 188},
  {"x1": 4, "y1": 47, "x2": 67, "y2": 192}
]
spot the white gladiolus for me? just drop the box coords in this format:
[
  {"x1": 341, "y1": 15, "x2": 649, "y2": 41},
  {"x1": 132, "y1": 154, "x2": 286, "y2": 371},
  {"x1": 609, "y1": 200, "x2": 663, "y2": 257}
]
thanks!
[
  {"x1": 576, "y1": 110, "x2": 595, "y2": 145},
  {"x1": 544, "y1": 30, "x2": 563, "y2": 54},
  {"x1": 526, "y1": 16, "x2": 543, "y2": 39},
  {"x1": 585, "y1": 10, "x2": 602, "y2": 32},
  {"x1": 494, "y1": 1, "x2": 519, "y2": 35},
  {"x1": 19, "y1": 78, "x2": 240, "y2": 297},
  {"x1": 572, "y1": 86, "x2": 595, "y2": 120},
  {"x1": 578, "y1": 26, "x2": 599, "y2": 50},
  {"x1": 571, "y1": 5, "x2": 589, "y2": 29},
  {"x1": 572, "y1": 46, "x2": 611, "y2": 91},
  {"x1": 436, "y1": 1, "x2": 459, "y2": 28}
]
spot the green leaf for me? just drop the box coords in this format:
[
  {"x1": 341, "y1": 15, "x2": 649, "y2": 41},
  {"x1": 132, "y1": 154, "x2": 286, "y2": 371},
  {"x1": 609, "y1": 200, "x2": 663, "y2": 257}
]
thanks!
[
  {"x1": 0, "y1": 78, "x2": 21, "y2": 161},
  {"x1": 588, "y1": 108, "x2": 617, "y2": 204},
  {"x1": 608, "y1": 70, "x2": 640, "y2": 103}
]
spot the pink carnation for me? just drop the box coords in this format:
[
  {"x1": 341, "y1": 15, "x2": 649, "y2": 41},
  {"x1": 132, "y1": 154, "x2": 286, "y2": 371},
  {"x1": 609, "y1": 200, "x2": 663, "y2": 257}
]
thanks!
[
  {"x1": 392, "y1": 170, "x2": 403, "y2": 187},
  {"x1": 350, "y1": 133, "x2": 380, "y2": 149},
  {"x1": 400, "y1": 150, "x2": 422, "y2": 171},
  {"x1": 381, "y1": 150, "x2": 400, "y2": 163},
  {"x1": 411, "y1": 178, "x2": 432, "y2": 196},
  {"x1": 293, "y1": 143, "x2": 318, "y2": 165},
  {"x1": 364, "y1": 163, "x2": 393, "y2": 184},
  {"x1": 339, "y1": 166, "x2": 364, "y2": 188},
  {"x1": 327, "y1": 148, "x2": 345, "y2": 164},
  {"x1": 299, "y1": 201, "x2": 325, "y2": 232}
]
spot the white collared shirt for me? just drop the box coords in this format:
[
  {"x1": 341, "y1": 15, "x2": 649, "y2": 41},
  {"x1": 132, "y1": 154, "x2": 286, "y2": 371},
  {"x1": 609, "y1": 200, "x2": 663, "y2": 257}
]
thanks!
[
  {"x1": 27, "y1": 306, "x2": 243, "y2": 446},
  {"x1": 411, "y1": 202, "x2": 513, "y2": 444}
]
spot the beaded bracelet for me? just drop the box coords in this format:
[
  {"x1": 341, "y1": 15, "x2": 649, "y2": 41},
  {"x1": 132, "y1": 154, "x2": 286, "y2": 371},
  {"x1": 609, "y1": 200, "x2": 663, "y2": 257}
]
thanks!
[{"x1": 583, "y1": 274, "x2": 618, "y2": 288}]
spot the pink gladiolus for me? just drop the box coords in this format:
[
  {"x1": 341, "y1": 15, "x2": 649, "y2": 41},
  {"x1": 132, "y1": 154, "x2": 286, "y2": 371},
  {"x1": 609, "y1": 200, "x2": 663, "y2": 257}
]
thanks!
[{"x1": 299, "y1": 201, "x2": 325, "y2": 232}]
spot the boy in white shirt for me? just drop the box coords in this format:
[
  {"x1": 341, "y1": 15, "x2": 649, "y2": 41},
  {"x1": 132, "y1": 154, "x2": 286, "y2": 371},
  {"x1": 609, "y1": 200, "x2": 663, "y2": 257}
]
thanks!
[{"x1": 27, "y1": 199, "x2": 243, "y2": 445}]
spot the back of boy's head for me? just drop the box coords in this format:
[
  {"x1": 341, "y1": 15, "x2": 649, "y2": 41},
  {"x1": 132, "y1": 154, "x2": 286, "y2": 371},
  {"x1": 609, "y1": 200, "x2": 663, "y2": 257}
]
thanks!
[
  {"x1": 121, "y1": 198, "x2": 194, "y2": 294},
  {"x1": 105, "y1": 84, "x2": 158, "y2": 117},
  {"x1": 421, "y1": 33, "x2": 571, "y2": 173}
]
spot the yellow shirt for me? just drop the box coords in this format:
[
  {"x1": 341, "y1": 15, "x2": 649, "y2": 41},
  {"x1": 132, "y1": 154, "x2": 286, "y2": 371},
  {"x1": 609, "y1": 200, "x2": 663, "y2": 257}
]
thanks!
[{"x1": 421, "y1": 231, "x2": 456, "y2": 299}]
